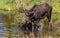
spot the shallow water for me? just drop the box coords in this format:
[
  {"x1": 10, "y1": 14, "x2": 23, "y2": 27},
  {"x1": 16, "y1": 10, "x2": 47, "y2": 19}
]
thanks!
[{"x1": 0, "y1": 23, "x2": 5, "y2": 37}]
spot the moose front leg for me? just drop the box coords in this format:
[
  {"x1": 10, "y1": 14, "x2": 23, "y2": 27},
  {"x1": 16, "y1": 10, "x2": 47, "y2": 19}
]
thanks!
[{"x1": 31, "y1": 22, "x2": 35, "y2": 38}]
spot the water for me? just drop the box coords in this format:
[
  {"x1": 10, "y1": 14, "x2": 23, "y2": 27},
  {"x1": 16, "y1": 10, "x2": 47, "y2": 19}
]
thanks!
[{"x1": 0, "y1": 23, "x2": 5, "y2": 38}]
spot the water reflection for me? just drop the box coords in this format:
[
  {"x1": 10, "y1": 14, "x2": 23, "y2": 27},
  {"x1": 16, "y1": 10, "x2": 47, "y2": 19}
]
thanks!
[
  {"x1": 0, "y1": 23, "x2": 5, "y2": 38},
  {"x1": 0, "y1": 10, "x2": 16, "y2": 38}
]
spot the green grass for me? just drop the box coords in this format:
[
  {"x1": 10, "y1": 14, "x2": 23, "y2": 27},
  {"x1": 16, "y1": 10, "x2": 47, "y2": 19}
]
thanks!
[
  {"x1": 0, "y1": 0, "x2": 18, "y2": 9},
  {"x1": 0, "y1": 0, "x2": 59, "y2": 22},
  {"x1": 0, "y1": 0, "x2": 60, "y2": 11},
  {"x1": 0, "y1": 0, "x2": 59, "y2": 21}
]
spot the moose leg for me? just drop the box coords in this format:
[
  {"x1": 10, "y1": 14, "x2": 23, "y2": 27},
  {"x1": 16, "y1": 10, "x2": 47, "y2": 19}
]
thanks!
[
  {"x1": 47, "y1": 16, "x2": 52, "y2": 32},
  {"x1": 47, "y1": 16, "x2": 53, "y2": 38},
  {"x1": 47, "y1": 8, "x2": 53, "y2": 38},
  {"x1": 31, "y1": 22, "x2": 35, "y2": 38}
]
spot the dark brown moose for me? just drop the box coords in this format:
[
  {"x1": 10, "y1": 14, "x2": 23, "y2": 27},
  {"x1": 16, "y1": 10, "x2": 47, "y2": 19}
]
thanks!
[{"x1": 20, "y1": 3, "x2": 53, "y2": 33}]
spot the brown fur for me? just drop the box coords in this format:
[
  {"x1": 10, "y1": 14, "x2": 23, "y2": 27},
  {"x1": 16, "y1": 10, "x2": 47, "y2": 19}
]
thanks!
[{"x1": 20, "y1": 3, "x2": 52, "y2": 32}]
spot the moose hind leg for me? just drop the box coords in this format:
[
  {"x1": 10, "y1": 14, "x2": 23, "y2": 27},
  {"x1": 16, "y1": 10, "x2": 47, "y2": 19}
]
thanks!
[{"x1": 47, "y1": 8, "x2": 53, "y2": 32}]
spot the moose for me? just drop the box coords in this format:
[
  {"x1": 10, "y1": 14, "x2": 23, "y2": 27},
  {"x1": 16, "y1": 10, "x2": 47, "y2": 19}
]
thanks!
[{"x1": 20, "y1": 3, "x2": 53, "y2": 33}]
